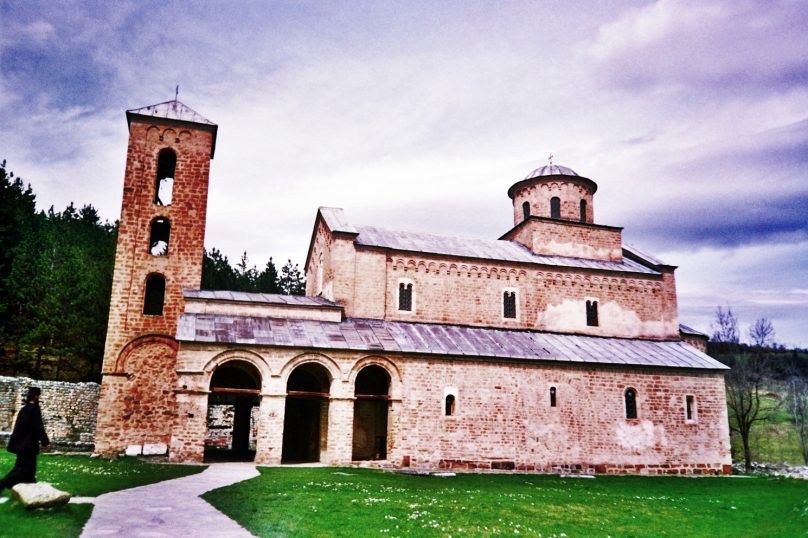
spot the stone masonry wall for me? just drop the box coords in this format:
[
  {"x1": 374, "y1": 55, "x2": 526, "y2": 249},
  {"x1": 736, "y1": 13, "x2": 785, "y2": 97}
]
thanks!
[
  {"x1": 375, "y1": 254, "x2": 679, "y2": 339},
  {"x1": 101, "y1": 119, "x2": 212, "y2": 373},
  {"x1": 504, "y1": 218, "x2": 623, "y2": 262},
  {"x1": 0, "y1": 376, "x2": 99, "y2": 449},
  {"x1": 169, "y1": 344, "x2": 731, "y2": 474},
  {"x1": 511, "y1": 180, "x2": 594, "y2": 224}
]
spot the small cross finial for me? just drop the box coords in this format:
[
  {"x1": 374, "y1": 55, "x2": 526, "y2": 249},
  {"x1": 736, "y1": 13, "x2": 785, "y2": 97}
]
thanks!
[{"x1": 548, "y1": 153, "x2": 554, "y2": 165}]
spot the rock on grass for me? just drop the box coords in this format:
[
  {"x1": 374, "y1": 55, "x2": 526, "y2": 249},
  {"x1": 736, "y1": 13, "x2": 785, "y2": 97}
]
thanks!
[{"x1": 11, "y1": 483, "x2": 71, "y2": 509}]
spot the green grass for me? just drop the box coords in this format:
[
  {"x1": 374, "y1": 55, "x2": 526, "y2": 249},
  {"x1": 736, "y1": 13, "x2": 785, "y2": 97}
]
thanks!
[
  {"x1": 0, "y1": 452, "x2": 205, "y2": 538},
  {"x1": 204, "y1": 467, "x2": 808, "y2": 537}
]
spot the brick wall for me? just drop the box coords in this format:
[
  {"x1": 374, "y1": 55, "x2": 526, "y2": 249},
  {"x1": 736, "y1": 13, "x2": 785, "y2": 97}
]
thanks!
[
  {"x1": 0, "y1": 376, "x2": 99, "y2": 449},
  {"x1": 511, "y1": 179, "x2": 594, "y2": 224},
  {"x1": 503, "y1": 217, "x2": 623, "y2": 262},
  {"x1": 342, "y1": 254, "x2": 679, "y2": 339},
  {"x1": 101, "y1": 119, "x2": 212, "y2": 374},
  {"x1": 169, "y1": 346, "x2": 731, "y2": 474}
]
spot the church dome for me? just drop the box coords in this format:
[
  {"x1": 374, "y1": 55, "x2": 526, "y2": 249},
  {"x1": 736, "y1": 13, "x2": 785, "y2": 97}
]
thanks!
[{"x1": 524, "y1": 164, "x2": 579, "y2": 180}]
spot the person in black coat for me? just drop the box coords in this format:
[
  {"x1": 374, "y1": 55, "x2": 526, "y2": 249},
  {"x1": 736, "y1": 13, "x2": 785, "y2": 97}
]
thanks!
[{"x1": 0, "y1": 386, "x2": 50, "y2": 493}]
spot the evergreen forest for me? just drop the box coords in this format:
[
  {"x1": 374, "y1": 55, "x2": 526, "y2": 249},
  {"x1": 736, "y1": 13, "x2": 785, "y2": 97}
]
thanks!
[{"x1": 0, "y1": 160, "x2": 304, "y2": 382}]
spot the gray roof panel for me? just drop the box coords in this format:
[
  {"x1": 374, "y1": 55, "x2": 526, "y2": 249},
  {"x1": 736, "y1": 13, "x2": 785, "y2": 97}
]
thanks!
[
  {"x1": 354, "y1": 225, "x2": 658, "y2": 275},
  {"x1": 176, "y1": 315, "x2": 728, "y2": 371}
]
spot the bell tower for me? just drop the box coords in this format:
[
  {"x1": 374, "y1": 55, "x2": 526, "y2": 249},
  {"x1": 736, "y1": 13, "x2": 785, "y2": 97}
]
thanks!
[{"x1": 95, "y1": 99, "x2": 217, "y2": 455}]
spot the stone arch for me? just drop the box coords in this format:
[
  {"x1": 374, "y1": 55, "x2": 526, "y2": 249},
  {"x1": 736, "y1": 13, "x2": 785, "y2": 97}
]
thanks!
[
  {"x1": 203, "y1": 349, "x2": 273, "y2": 390},
  {"x1": 205, "y1": 358, "x2": 263, "y2": 462},
  {"x1": 348, "y1": 355, "x2": 403, "y2": 400},
  {"x1": 281, "y1": 356, "x2": 335, "y2": 463},
  {"x1": 350, "y1": 361, "x2": 394, "y2": 461},
  {"x1": 114, "y1": 334, "x2": 177, "y2": 373},
  {"x1": 279, "y1": 352, "x2": 341, "y2": 385}
]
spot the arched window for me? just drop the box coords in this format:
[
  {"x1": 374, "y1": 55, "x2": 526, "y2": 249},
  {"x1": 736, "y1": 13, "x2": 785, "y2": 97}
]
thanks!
[
  {"x1": 143, "y1": 274, "x2": 166, "y2": 315},
  {"x1": 398, "y1": 281, "x2": 413, "y2": 312},
  {"x1": 522, "y1": 201, "x2": 530, "y2": 221},
  {"x1": 586, "y1": 300, "x2": 599, "y2": 327},
  {"x1": 503, "y1": 290, "x2": 517, "y2": 319},
  {"x1": 625, "y1": 388, "x2": 637, "y2": 419},
  {"x1": 550, "y1": 197, "x2": 561, "y2": 219},
  {"x1": 155, "y1": 148, "x2": 176, "y2": 205},
  {"x1": 580, "y1": 199, "x2": 587, "y2": 222},
  {"x1": 445, "y1": 394, "x2": 456, "y2": 416},
  {"x1": 149, "y1": 217, "x2": 171, "y2": 256},
  {"x1": 550, "y1": 386, "x2": 557, "y2": 407}
]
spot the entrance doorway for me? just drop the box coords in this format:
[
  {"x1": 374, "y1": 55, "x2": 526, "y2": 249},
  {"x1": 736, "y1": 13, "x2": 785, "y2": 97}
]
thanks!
[
  {"x1": 352, "y1": 365, "x2": 390, "y2": 460},
  {"x1": 282, "y1": 363, "x2": 331, "y2": 463},
  {"x1": 205, "y1": 361, "x2": 261, "y2": 462}
]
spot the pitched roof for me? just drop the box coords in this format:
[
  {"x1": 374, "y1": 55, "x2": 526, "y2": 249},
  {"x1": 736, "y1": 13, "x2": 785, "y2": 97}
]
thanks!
[
  {"x1": 177, "y1": 315, "x2": 728, "y2": 371},
  {"x1": 127, "y1": 99, "x2": 215, "y2": 125},
  {"x1": 354, "y1": 225, "x2": 659, "y2": 274}
]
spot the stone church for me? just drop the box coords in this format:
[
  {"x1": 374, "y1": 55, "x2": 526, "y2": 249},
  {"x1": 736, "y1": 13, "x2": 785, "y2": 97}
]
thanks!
[{"x1": 94, "y1": 99, "x2": 732, "y2": 474}]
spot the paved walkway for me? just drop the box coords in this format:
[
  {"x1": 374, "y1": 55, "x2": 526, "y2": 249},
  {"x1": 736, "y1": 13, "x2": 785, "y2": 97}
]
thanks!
[{"x1": 79, "y1": 462, "x2": 259, "y2": 537}]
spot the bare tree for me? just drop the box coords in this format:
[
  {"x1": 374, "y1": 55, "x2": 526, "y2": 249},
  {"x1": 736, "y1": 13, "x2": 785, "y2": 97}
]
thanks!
[
  {"x1": 748, "y1": 317, "x2": 776, "y2": 348},
  {"x1": 711, "y1": 306, "x2": 739, "y2": 344},
  {"x1": 787, "y1": 373, "x2": 808, "y2": 464},
  {"x1": 725, "y1": 354, "x2": 776, "y2": 472}
]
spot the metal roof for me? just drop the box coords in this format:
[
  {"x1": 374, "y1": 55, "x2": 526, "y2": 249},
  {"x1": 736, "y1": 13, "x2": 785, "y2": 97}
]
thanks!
[
  {"x1": 183, "y1": 289, "x2": 341, "y2": 308},
  {"x1": 679, "y1": 323, "x2": 709, "y2": 338},
  {"x1": 354, "y1": 225, "x2": 659, "y2": 274},
  {"x1": 177, "y1": 315, "x2": 728, "y2": 370},
  {"x1": 525, "y1": 164, "x2": 579, "y2": 179},
  {"x1": 127, "y1": 99, "x2": 215, "y2": 125},
  {"x1": 318, "y1": 207, "x2": 358, "y2": 234}
]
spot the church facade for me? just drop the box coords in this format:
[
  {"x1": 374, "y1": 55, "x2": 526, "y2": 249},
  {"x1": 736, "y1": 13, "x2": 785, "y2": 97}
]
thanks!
[{"x1": 94, "y1": 100, "x2": 732, "y2": 475}]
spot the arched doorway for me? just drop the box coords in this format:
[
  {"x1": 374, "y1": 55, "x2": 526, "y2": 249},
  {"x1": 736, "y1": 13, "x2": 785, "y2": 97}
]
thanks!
[
  {"x1": 205, "y1": 361, "x2": 261, "y2": 462},
  {"x1": 352, "y1": 365, "x2": 390, "y2": 460},
  {"x1": 282, "y1": 363, "x2": 331, "y2": 463}
]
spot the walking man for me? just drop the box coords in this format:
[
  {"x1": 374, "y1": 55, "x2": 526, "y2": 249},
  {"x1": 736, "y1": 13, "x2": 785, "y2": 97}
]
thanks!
[{"x1": 0, "y1": 387, "x2": 50, "y2": 493}]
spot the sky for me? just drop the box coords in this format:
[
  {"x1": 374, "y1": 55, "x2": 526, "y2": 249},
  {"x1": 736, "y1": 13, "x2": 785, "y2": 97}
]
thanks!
[{"x1": 1, "y1": 0, "x2": 806, "y2": 347}]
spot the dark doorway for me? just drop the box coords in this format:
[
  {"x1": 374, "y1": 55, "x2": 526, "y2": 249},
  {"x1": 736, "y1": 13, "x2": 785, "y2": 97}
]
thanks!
[
  {"x1": 205, "y1": 361, "x2": 261, "y2": 462},
  {"x1": 352, "y1": 365, "x2": 390, "y2": 461},
  {"x1": 282, "y1": 363, "x2": 331, "y2": 463}
]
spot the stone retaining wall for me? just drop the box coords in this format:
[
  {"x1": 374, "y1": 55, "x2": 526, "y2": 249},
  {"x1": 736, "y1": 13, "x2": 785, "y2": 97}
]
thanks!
[{"x1": 0, "y1": 376, "x2": 99, "y2": 450}]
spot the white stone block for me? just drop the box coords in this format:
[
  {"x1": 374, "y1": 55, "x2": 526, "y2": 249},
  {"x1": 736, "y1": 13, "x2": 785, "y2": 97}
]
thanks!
[
  {"x1": 143, "y1": 442, "x2": 168, "y2": 455},
  {"x1": 11, "y1": 482, "x2": 71, "y2": 509},
  {"x1": 125, "y1": 444, "x2": 142, "y2": 456}
]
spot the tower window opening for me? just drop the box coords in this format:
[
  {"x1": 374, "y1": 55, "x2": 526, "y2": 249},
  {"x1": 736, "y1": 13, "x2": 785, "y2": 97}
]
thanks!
[
  {"x1": 143, "y1": 273, "x2": 166, "y2": 316},
  {"x1": 625, "y1": 388, "x2": 637, "y2": 419},
  {"x1": 149, "y1": 217, "x2": 171, "y2": 256},
  {"x1": 550, "y1": 197, "x2": 561, "y2": 219},
  {"x1": 445, "y1": 394, "x2": 456, "y2": 416},
  {"x1": 155, "y1": 148, "x2": 176, "y2": 205},
  {"x1": 586, "y1": 300, "x2": 599, "y2": 327},
  {"x1": 580, "y1": 199, "x2": 587, "y2": 222},
  {"x1": 550, "y1": 386, "x2": 557, "y2": 407},
  {"x1": 522, "y1": 201, "x2": 530, "y2": 221},
  {"x1": 398, "y1": 282, "x2": 413, "y2": 311},
  {"x1": 503, "y1": 291, "x2": 517, "y2": 319}
]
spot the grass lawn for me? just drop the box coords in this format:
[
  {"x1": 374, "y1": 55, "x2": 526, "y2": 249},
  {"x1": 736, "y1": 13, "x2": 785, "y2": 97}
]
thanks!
[
  {"x1": 0, "y1": 452, "x2": 205, "y2": 538},
  {"x1": 204, "y1": 467, "x2": 808, "y2": 537}
]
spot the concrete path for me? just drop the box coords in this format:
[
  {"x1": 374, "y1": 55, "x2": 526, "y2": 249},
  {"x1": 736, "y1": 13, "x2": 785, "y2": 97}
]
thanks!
[{"x1": 80, "y1": 462, "x2": 260, "y2": 537}]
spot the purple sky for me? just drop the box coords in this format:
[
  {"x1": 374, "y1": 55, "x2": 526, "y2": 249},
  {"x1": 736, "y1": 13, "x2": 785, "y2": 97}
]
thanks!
[{"x1": 2, "y1": 0, "x2": 806, "y2": 347}]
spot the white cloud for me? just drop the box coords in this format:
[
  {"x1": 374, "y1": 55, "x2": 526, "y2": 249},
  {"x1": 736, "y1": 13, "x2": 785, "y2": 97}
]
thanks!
[{"x1": 585, "y1": 0, "x2": 808, "y2": 90}]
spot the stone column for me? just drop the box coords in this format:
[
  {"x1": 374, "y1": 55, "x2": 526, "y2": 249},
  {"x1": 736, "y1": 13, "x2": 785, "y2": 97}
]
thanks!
[
  {"x1": 325, "y1": 397, "x2": 354, "y2": 465},
  {"x1": 169, "y1": 390, "x2": 207, "y2": 463},
  {"x1": 386, "y1": 398, "x2": 403, "y2": 465},
  {"x1": 254, "y1": 393, "x2": 286, "y2": 465}
]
